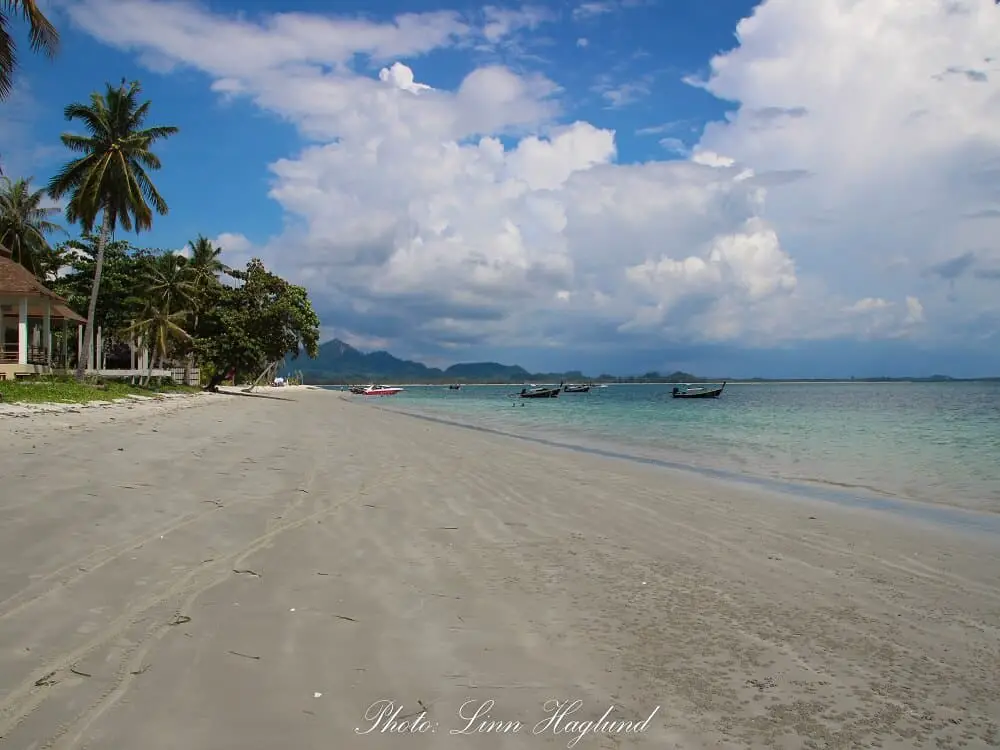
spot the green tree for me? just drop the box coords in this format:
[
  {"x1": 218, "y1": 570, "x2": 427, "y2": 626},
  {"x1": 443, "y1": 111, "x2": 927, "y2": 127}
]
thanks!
[
  {"x1": 0, "y1": 0, "x2": 58, "y2": 100},
  {"x1": 125, "y1": 304, "x2": 190, "y2": 385},
  {"x1": 182, "y1": 236, "x2": 227, "y2": 382},
  {"x1": 0, "y1": 175, "x2": 62, "y2": 276},
  {"x1": 187, "y1": 234, "x2": 228, "y2": 286},
  {"x1": 145, "y1": 251, "x2": 196, "y2": 314},
  {"x1": 194, "y1": 258, "x2": 320, "y2": 390},
  {"x1": 47, "y1": 80, "x2": 178, "y2": 378},
  {"x1": 51, "y1": 234, "x2": 157, "y2": 349}
]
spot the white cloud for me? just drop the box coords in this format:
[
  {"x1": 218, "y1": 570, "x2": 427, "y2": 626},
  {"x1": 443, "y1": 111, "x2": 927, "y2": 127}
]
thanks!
[
  {"x1": 62, "y1": 0, "x2": 1000, "y2": 357},
  {"x1": 592, "y1": 74, "x2": 651, "y2": 108},
  {"x1": 658, "y1": 137, "x2": 687, "y2": 156},
  {"x1": 572, "y1": 2, "x2": 616, "y2": 21},
  {"x1": 694, "y1": 0, "x2": 1000, "y2": 345},
  {"x1": 576, "y1": 38, "x2": 589, "y2": 48},
  {"x1": 481, "y1": 5, "x2": 552, "y2": 44}
]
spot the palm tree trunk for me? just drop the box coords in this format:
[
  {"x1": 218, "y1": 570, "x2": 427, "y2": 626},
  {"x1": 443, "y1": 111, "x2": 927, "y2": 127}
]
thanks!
[
  {"x1": 76, "y1": 210, "x2": 112, "y2": 380},
  {"x1": 146, "y1": 347, "x2": 159, "y2": 387},
  {"x1": 184, "y1": 312, "x2": 197, "y2": 386}
]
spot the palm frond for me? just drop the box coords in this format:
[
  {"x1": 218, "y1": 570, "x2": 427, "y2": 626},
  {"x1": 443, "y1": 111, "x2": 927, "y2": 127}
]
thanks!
[{"x1": 16, "y1": 0, "x2": 59, "y2": 57}]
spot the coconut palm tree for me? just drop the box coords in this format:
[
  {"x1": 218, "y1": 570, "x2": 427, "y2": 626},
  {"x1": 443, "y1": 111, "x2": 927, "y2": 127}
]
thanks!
[
  {"x1": 147, "y1": 251, "x2": 196, "y2": 314},
  {"x1": 47, "y1": 80, "x2": 179, "y2": 378},
  {"x1": 0, "y1": 0, "x2": 59, "y2": 100},
  {"x1": 187, "y1": 234, "x2": 228, "y2": 284},
  {"x1": 0, "y1": 175, "x2": 62, "y2": 276},
  {"x1": 180, "y1": 235, "x2": 227, "y2": 384},
  {"x1": 125, "y1": 303, "x2": 191, "y2": 385}
]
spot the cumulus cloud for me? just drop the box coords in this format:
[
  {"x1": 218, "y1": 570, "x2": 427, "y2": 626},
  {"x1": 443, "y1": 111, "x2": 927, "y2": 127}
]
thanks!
[
  {"x1": 61, "y1": 0, "x2": 1000, "y2": 358},
  {"x1": 694, "y1": 0, "x2": 1000, "y2": 343}
]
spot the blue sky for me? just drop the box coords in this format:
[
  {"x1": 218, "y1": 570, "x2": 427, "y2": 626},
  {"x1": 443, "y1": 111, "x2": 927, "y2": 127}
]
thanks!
[{"x1": 4, "y1": 0, "x2": 1000, "y2": 377}]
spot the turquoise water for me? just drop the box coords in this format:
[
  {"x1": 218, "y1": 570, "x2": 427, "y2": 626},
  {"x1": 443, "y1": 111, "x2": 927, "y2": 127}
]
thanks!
[{"x1": 340, "y1": 383, "x2": 1000, "y2": 514}]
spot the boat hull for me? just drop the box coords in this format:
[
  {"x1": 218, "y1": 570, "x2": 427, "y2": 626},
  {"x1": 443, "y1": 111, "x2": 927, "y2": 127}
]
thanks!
[
  {"x1": 671, "y1": 382, "x2": 726, "y2": 399},
  {"x1": 519, "y1": 388, "x2": 560, "y2": 399}
]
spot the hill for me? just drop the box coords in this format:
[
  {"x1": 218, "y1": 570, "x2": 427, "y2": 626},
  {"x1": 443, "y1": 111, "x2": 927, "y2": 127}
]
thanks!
[
  {"x1": 284, "y1": 339, "x2": 550, "y2": 384},
  {"x1": 282, "y1": 339, "x2": 701, "y2": 384}
]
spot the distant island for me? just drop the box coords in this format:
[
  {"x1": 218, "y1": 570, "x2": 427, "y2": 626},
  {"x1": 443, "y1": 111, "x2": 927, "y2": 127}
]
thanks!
[{"x1": 283, "y1": 339, "x2": 998, "y2": 385}]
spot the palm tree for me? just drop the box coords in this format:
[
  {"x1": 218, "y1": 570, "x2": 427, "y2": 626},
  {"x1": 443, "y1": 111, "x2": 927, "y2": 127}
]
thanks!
[
  {"x1": 125, "y1": 303, "x2": 190, "y2": 385},
  {"x1": 47, "y1": 80, "x2": 178, "y2": 378},
  {"x1": 147, "y1": 251, "x2": 196, "y2": 313},
  {"x1": 187, "y1": 234, "x2": 228, "y2": 284},
  {"x1": 0, "y1": 176, "x2": 62, "y2": 276},
  {"x1": 182, "y1": 235, "x2": 227, "y2": 384},
  {"x1": 0, "y1": 0, "x2": 59, "y2": 100}
]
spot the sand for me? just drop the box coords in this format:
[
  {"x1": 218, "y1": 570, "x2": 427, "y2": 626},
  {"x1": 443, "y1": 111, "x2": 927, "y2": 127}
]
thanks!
[{"x1": 0, "y1": 388, "x2": 998, "y2": 749}]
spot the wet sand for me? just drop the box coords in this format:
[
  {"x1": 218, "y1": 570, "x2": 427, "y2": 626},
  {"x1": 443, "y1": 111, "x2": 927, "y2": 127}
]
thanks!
[{"x1": 0, "y1": 388, "x2": 998, "y2": 749}]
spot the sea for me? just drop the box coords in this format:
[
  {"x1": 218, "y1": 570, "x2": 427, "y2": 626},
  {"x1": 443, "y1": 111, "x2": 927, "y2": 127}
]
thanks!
[{"x1": 332, "y1": 382, "x2": 1000, "y2": 521}]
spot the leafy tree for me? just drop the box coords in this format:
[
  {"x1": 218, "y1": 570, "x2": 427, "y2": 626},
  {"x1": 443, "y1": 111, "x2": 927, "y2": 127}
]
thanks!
[
  {"x1": 194, "y1": 259, "x2": 320, "y2": 390},
  {"x1": 51, "y1": 235, "x2": 157, "y2": 352},
  {"x1": 0, "y1": 175, "x2": 62, "y2": 276},
  {"x1": 0, "y1": 0, "x2": 58, "y2": 100},
  {"x1": 47, "y1": 80, "x2": 178, "y2": 378}
]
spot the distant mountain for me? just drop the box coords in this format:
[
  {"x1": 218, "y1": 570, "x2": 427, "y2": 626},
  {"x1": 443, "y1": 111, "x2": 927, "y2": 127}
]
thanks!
[
  {"x1": 444, "y1": 362, "x2": 530, "y2": 381},
  {"x1": 282, "y1": 339, "x2": 723, "y2": 384},
  {"x1": 285, "y1": 339, "x2": 442, "y2": 381},
  {"x1": 285, "y1": 339, "x2": 595, "y2": 383},
  {"x1": 279, "y1": 342, "x2": 990, "y2": 383}
]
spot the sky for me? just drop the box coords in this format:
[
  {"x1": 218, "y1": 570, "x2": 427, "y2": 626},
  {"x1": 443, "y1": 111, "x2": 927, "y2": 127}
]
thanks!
[{"x1": 3, "y1": 0, "x2": 1000, "y2": 378}]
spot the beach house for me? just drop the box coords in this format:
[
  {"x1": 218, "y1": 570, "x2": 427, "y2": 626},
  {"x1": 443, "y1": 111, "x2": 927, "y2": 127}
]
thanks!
[{"x1": 0, "y1": 247, "x2": 85, "y2": 380}]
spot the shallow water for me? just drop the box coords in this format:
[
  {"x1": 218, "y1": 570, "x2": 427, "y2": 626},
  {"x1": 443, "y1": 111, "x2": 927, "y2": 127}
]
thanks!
[{"x1": 337, "y1": 382, "x2": 1000, "y2": 514}]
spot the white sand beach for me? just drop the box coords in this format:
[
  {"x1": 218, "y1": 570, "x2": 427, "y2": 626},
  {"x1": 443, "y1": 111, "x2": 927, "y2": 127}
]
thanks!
[{"x1": 0, "y1": 388, "x2": 998, "y2": 749}]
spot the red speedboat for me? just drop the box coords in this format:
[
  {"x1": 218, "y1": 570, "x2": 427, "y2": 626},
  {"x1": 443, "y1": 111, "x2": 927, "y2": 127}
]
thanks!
[{"x1": 359, "y1": 384, "x2": 403, "y2": 396}]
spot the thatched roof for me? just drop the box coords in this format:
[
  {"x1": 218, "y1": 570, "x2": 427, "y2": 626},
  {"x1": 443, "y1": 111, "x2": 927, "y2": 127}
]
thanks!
[{"x1": 0, "y1": 249, "x2": 69, "y2": 301}]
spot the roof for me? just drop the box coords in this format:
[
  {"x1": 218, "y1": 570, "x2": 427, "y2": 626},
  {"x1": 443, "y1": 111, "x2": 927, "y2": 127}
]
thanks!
[{"x1": 0, "y1": 251, "x2": 68, "y2": 301}]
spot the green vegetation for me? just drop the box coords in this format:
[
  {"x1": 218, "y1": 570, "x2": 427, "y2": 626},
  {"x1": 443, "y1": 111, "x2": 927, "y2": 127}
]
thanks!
[
  {"x1": 0, "y1": 176, "x2": 62, "y2": 275},
  {"x1": 0, "y1": 375, "x2": 198, "y2": 404},
  {"x1": 0, "y1": 0, "x2": 59, "y2": 101},
  {"x1": 48, "y1": 80, "x2": 179, "y2": 377},
  {"x1": 1, "y1": 64, "x2": 320, "y2": 400}
]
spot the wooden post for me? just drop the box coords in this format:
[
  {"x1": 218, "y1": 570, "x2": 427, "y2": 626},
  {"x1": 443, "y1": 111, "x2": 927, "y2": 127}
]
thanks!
[{"x1": 62, "y1": 319, "x2": 68, "y2": 369}]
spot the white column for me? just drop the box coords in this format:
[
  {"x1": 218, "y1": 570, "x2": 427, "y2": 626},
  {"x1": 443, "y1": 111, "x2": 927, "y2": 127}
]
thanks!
[
  {"x1": 62, "y1": 319, "x2": 68, "y2": 368},
  {"x1": 43, "y1": 300, "x2": 51, "y2": 366},
  {"x1": 17, "y1": 297, "x2": 28, "y2": 365},
  {"x1": 77, "y1": 325, "x2": 83, "y2": 369}
]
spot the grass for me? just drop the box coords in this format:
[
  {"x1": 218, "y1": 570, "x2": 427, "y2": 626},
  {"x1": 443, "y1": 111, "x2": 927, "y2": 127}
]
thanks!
[{"x1": 0, "y1": 375, "x2": 201, "y2": 405}]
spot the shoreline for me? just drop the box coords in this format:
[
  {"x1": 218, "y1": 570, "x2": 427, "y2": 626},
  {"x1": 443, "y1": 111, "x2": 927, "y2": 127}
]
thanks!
[
  {"x1": 369, "y1": 396, "x2": 1000, "y2": 527},
  {"x1": 1, "y1": 387, "x2": 997, "y2": 748},
  {"x1": 364, "y1": 398, "x2": 1000, "y2": 535}
]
